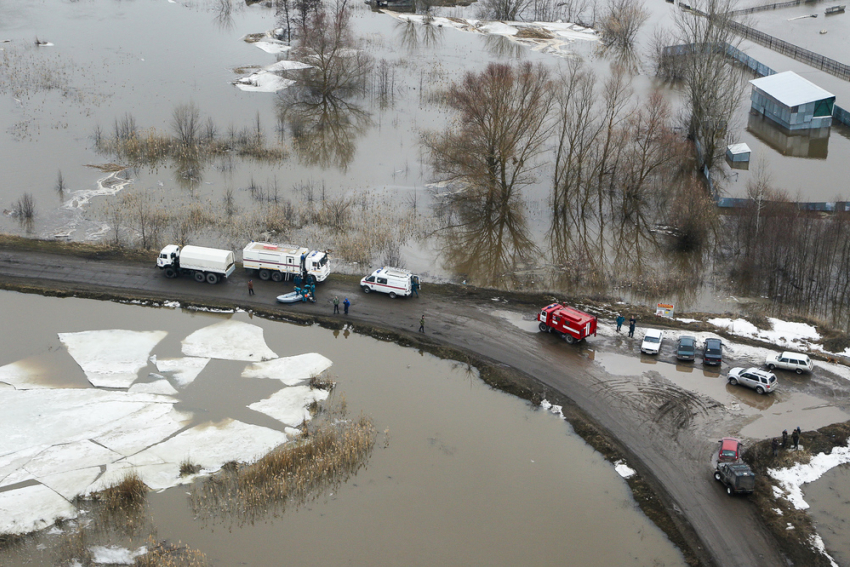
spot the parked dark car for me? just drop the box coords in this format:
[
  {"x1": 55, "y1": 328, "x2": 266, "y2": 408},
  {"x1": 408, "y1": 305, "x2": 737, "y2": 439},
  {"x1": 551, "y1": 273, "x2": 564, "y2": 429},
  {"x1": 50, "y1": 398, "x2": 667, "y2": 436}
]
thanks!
[
  {"x1": 676, "y1": 335, "x2": 697, "y2": 361},
  {"x1": 714, "y1": 462, "x2": 755, "y2": 495},
  {"x1": 703, "y1": 338, "x2": 723, "y2": 366}
]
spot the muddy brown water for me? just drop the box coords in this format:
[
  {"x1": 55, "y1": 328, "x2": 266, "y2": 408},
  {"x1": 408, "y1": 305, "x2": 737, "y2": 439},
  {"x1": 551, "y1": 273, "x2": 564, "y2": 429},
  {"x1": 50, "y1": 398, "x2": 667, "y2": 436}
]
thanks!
[
  {"x1": 804, "y1": 464, "x2": 850, "y2": 567},
  {"x1": 0, "y1": 290, "x2": 686, "y2": 566}
]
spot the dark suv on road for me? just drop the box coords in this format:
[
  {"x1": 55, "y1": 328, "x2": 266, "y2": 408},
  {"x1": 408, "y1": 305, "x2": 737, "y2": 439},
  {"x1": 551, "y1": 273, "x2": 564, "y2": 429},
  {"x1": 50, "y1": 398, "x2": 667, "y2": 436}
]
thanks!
[{"x1": 703, "y1": 338, "x2": 722, "y2": 366}]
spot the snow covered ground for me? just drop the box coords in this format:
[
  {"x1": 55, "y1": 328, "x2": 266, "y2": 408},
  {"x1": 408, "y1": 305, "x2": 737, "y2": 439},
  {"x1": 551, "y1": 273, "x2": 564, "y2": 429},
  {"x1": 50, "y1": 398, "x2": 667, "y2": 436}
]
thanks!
[{"x1": 0, "y1": 320, "x2": 333, "y2": 536}]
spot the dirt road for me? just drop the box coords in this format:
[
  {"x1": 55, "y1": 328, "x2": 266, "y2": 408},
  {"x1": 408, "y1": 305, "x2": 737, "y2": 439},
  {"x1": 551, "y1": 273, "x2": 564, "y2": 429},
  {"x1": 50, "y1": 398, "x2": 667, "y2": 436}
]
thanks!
[{"x1": 0, "y1": 246, "x2": 785, "y2": 567}]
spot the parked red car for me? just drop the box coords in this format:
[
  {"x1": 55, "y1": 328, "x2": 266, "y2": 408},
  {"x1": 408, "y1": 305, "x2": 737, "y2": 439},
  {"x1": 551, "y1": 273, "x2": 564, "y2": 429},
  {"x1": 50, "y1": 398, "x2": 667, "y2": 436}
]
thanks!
[{"x1": 718, "y1": 437, "x2": 742, "y2": 463}]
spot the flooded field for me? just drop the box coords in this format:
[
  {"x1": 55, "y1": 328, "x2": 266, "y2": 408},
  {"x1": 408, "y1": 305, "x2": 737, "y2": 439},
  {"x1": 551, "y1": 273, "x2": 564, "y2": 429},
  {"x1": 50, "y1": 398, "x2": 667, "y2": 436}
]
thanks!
[{"x1": 0, "y1": 290, "x2": 686, "y2": 566}]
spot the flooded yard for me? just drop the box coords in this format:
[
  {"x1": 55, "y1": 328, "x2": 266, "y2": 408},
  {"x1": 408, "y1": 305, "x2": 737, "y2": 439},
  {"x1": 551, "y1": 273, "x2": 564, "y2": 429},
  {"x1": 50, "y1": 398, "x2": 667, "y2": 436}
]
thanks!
[{"x1": 0, "y1": 290, "x2": 686, "y2": 565}]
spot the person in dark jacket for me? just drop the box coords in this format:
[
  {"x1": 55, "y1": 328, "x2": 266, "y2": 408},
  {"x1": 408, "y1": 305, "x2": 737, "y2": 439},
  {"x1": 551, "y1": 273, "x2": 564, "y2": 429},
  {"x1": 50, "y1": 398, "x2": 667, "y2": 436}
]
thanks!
[
  {"x1": 771, "y1": 438, "x2": 779, "y2": 457},
  {"x1": 782, "y1": 429, "x2": 788, "y2": 448},
  {"x1": 628, "y1": 315, "x2": 636, "y2": 338},
  {"x1": 616, "y1": 315, "x2": 625, "y2": 332},
  {"x1": 333, "y1": 296, "x2": 339, "y2": 314},
  {"x1": 419, "y1": 315, "x2": 425, "y2": 333},
  {"x1": 343, "y1": 297, "x2": 350, "y2": 315},
  {"x1": 248, "y1": 279, "x2": 254, "y2": 296},
  {"x1": 791, "y1": 428, "x2": 800, "y2": 449}
]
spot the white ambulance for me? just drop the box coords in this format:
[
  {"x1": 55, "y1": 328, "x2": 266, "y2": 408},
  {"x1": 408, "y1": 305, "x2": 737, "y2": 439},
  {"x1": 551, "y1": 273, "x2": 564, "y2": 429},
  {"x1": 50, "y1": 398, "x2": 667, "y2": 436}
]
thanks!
[{"x1": 360, "y1": 267, "x2": 421, "y2": 298}]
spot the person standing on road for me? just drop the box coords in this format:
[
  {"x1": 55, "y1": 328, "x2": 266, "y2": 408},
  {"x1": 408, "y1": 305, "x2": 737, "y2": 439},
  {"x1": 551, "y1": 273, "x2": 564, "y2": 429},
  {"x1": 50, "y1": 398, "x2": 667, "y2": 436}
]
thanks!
[
  {"x1": 419, "y1": 315, "x2": 425, "y2": 333},
  {"x1": 792, "y1": 428, "x2": 800, "y2": 449},
  {"x1": 628, "y1": 315, "x2": 636, "y2": 338},
  {"x1": 343, "y1": 297, "x2": 350, "y2": 315},
  {"x1": 248, "y1": 279, "x2": 254, "y2": 296},
  {"x1": 333, "y1": 296, "x2": 339, "y2": 314},
  {"x1": 782, "y1": 429, "x2": 788, "y2": 448},
  {"x1": 412, "y1": 278, "x2": 420, "y2": 298},
  {"x1": 771, "y1": 438, "x2": 779, "y2": 457},
  {"x1": 616, "y1": 314, "x2": 625, "y2": 333}
]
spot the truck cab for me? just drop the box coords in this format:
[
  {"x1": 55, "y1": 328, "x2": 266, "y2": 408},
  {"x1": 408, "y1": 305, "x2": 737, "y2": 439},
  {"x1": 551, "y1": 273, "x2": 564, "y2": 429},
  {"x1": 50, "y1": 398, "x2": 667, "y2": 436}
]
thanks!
[
  {"x1": 157, "y1": 244, "x2": 181, "y2": 268},
  {"x1": 304, "y1": 250, "x2": 331, "y2": 282},
  {"x1": 537, "y1": 304, "x2": 597, "y2": 344}
]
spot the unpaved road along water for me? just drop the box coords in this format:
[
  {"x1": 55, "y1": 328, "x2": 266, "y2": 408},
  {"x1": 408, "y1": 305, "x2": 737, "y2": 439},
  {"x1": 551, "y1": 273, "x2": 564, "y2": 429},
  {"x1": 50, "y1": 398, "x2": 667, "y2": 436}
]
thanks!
[
  {"x1": 0, "y1": 247, "x2": 809, "y2": 566},
  {"x1": 0, "y1": 291, "x2": 686, "y2": 566}
]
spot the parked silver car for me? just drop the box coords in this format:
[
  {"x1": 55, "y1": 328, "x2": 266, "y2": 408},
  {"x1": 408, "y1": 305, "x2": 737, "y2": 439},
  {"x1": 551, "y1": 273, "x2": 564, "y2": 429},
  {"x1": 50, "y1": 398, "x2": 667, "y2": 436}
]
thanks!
[
  {"x1": 728, "y1": 367, "x2": 778, "y2": 395},
  {"x1": 765, "y1": 352, "x2": 814, "y2": 374}
]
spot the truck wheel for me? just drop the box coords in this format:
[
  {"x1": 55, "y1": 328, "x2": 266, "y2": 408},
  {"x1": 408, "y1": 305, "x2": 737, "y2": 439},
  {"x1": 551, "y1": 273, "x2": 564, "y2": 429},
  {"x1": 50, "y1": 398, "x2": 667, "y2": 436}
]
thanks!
[
  {"x1": 729, "y1": 378, "x2": 738, "y2": 386},
  {"x1": 194, "y1": 271, "x2": 206, "y2": 283},
  {"x1": 726, "y1": 486, "x2": 733, "y2": 496},
  {"x1": 206, "y1": 273, "x2": 219, "y2": 284},
  {"x1": 564, "y1": 334, "x2": 576, "y2": 344},
  {"x1": 756, "y1": 386, "x2": 765, "y2": 395},
  {"x1": 538, "y1": 323, "x2": 548, "y2": 333},
  {"x1": 271, "y1": 272, "x2": 283, "y2": 283},
  {"x1": 714, "y1": 471, "x2": 722, "y2": 481},
  {"x1": 259, "y1": 269, "x2": 271, "y2": 281},
  {"x1": 164, "y1": 267, "x2": 177, "y2": 279},
  {"x1": 389, "y1": 292, "x2": 397, "y2": 299},
  {"x1": 362, "y1": 286, "x2": 371, "y2": 294},
  {"x1": 768, "y1": 363, "x2": 776, "y2": 370}
]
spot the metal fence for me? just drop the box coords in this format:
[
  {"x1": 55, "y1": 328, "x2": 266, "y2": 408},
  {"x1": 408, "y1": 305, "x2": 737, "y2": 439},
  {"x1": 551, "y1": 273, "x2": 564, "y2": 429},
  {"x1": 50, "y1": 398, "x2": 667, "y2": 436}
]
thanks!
[{"x1": 726, "y1": 0, "x2": 827, "y2": 16}]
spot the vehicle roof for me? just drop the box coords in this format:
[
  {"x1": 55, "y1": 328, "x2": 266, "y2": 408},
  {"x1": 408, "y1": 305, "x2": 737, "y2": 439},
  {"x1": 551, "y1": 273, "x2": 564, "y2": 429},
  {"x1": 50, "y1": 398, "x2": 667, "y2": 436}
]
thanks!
[
  {"x1": 643, "y1": 329, "x2": 663, "y2": 338},
  {"x1": 705, "y1": 338, "x2": 722, "y2": 346},
  {"x1": 725, "y1": 463, "x2": 754, "y2": 475},
  {"x1": 736, "y1": 367, "x2": 776, "y2": 378},
  {"x1": 678, "y1": 336, "x2": 696, "y2": 345},
  {"x1": 777, "y1": 351, "x2": 810, "y2": 358},
  {"x1": 544, "y1": 304, "x2": 596, "y2": 324},
  {"x1": 372, "y1": 267, "x2": 414, "y2": 278},
  {"x1": 244, "y1": 241, "x2": 306, "y2": 254},
  {"x1": 720, "y1": 437, "x2": 740, "y2": 449}
]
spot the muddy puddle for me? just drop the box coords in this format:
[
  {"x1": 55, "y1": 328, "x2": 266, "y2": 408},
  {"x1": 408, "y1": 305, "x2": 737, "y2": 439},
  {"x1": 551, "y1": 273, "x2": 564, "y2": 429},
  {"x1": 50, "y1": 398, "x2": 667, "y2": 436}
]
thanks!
[
  {"x1": 803, "y1": 463, "x2": 850, "y2": 567},
  {"x1": 594, "y1": 352, "x2": 850, "y2": 441},
  {"x1": 0, "y1": 290, "x2": 686, "y2": 566}
]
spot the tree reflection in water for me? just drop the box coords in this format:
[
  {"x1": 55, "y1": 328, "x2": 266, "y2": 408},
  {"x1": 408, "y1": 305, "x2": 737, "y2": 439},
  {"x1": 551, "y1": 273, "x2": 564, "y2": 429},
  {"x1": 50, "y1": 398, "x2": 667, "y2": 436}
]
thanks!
[
  {"x1": 396, "y1": 18, "x2": 444, "y2": 52},
  {"x1": 434, "y1": 187, "x2": 536, "y2": 288}
]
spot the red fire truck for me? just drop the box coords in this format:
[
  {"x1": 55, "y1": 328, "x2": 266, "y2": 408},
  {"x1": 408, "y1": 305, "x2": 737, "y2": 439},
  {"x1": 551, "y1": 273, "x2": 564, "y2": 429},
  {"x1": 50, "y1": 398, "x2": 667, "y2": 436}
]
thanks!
[{"x1": 537, "y1": 303, "x2": 597, "y2": 344}]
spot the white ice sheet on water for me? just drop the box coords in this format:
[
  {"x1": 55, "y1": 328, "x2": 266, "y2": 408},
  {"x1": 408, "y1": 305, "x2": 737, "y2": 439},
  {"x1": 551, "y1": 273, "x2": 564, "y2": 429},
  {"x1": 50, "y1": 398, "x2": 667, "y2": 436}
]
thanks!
[
  {"x1": 134, "y1": 419, "x2": 287, "y2": 474},
  {"x1": 0, "y1": 388, "x2": 173, "y2": 457},
  {"x1": 248, "y1": 386, "x2": 330, "y2": 427},
  {"x1": 241, "y1": 353, "x2": 333, "y2": 385},
  {"x1": 90, "y1": 545, "x2": 147, "y2": 565},
  {"x1": 39, "y1": 467, "x2": 102, "y2": 501},
  {"x1": 0, "y1": 484, "x2": 77, "y2": 535},
  {"x1": 234, "y1": 72, "x2": 295, "y2": 92},
  {"x1": 58, "y1": 330, "x2": 167, "y2": 388},
  {"x1": 153, "y1": 356, "x2": 209, "y2": 387},
  {"x1": 128, "y1": 379, "x2": 178, "y2": 396},
  {"x1": 182, "y1": 321, "x2": 277, "y2": 361},
  {"x1": 24, "y1": 440, "x2": 121, "y2": 478},
  {"x1": 92, "y1": 405, "x2": 191, "y2": 457},
  {"x1": 0, "y1": 361, "x2": 62, "y2": 389}
]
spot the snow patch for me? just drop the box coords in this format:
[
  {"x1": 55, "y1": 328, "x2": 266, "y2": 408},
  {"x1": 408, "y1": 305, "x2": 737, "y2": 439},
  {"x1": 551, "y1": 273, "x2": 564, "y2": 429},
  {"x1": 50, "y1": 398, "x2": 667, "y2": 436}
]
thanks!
[
  {"x1": 182, "y1": 321, "x2": 277, "y2": 361},
  {"x1": 614, "y1": 460, "x2": 636, "y2": 479},
  {"x1": 707, "y1": 317, "x2": 821, "y2": 350},
  {"x1": 0, "y1": 361, "x2": 63, "y2": 390},
  {"x1": 248, "y1": 386, "x2": 330, "y2": 427},
  {"x1": 809, "y1": 534, "x2": 840, "y2": 567},
  {"x1": 58, "y1": 330, "x2": 167, "y2": 388},
  {"x1": 241, "y1": 353, "x2": 332, "y2": 385},
  {"x1": 768, "y1": 439, "x2": 850, "y2": 510},
  {"x1": 539, "y1": 399, "x2": 565, "y2": 419}
]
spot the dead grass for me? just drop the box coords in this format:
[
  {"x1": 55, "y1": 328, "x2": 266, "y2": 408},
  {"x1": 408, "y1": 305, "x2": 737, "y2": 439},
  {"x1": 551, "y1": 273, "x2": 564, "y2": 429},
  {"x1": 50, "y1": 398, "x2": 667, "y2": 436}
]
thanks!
[
  {"x1": 57, "y1": 528, "x2": 93, "y2": 567},
  {"x1": 515, "y1": 27, "x2": 554, "y2": 39},
  {"x1": 190, "y1": 402, "x2": 375, "y2": 524},
  {"x1": 134, "y1": 537, "x2": 209, "y2": 567},
  {"x1": 99, "y1": 471, "x2": 148, "y2": 511},
  {"x1": 85, "y1": 163, "x2": 127, "y2": 172},
  {"x1": 308, "y1": 374, "x2": 336, "y2": 390},
  {"x1": 179, "y1": 458, "x2": 202, "y2": 477}
]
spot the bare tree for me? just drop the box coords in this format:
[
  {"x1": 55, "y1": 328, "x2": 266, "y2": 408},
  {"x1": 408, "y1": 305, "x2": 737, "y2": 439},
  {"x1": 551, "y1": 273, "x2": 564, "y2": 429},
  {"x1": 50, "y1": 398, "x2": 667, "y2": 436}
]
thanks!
[
  {"x1": 14, "y1": 193, "x2": 36, "y2": 221},
  {"x1": 172, "y1": 102, "x2": 201, "y2": 148},
  {"x1": 477, "y1": 0, "x2": 533, "y2": 20},
  {"x1": 424, "y1": 62, "x2": 554, "y2": 202},
  {"x1": 599, "y1": 0, "x2": 649, "y2": 50},
  {"x1": 122, "y1": 190, "x2": 167, "y2": 250},
  {"x1": 672, "y1": 0, "x2": 747, "y2": 175},
  {"x1": 55, "y1": 170, "x2": 66, "y2": 195}
]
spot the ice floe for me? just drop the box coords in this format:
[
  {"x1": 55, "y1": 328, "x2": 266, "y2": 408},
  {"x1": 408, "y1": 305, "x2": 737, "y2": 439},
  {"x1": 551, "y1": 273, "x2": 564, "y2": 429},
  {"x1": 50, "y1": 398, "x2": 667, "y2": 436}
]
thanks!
[
  {"x1": 0, "y1": 484, "x2": 77, "y2": 535},
  {"x1": 0, "y1": 360, "x2": 63, "y2": 390},
  {"x1": 58, "y1": 330, "x2": 167, "y2": 388},
  {"x1": 768, "y1": 439, "x2": 850, "y2": 510},
  {"x1": 133, "y1": 419, "x2": 287, "y2": 474},
  {"x1": 128, "y1": 379, "x2": 179, "y2": 396},
  {"x1": 153, "y1": 356, "x2": 209, "y2": 387},
  {"x1": 62, "y1": 171, "x2": 132, "y2": 211},
  {"x1": 248, "y1": 386, "x2": 330, "y2": 427},
  {"x1": 182, "y1": 320, "x2": 277, "y2": 361},
  {"x1": 241, "y1": 353, "x2": 333, "y2": 385},
  {"x1": 90, "y1": 545, "x2": 147, "y2": 565},
  {"x1": 24, "y1": 440, "x2": 121, "y2": 478},
  {"x1": 39, "y1": 467, "x2": 102, "y2": 501},
  {"x1": 235, "y1": 72, "x2": 295, "y2": 93},
  {"x1": 92, "y1": 405, "x2": 191, "y2": 457}
]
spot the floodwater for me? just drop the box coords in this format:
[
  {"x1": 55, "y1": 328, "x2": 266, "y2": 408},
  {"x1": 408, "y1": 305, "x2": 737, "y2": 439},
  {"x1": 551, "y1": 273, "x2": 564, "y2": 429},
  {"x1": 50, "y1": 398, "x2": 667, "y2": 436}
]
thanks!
[
  {"x1": 1, "y1": 0, "x2": 846, "y2": 312},
  {"x1": 0, "y1": 290, "x2": 686, "y2": 566},
  {"x1": 804, "y1": 463, "x2": 850, "y2": 567}
]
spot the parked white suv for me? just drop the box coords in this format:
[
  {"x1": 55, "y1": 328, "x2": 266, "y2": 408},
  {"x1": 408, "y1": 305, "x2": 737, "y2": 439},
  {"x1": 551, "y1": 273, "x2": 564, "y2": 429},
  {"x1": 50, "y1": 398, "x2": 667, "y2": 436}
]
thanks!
[
  {"x1": 640, "y1": 329, "x2": 664, "y2": 355},
  {"x1": 765, "y1": 352, "x2": 814, "y2": 375},
  {"x1": 728, "y1": 367, "x2": 778, "y2": 395}
]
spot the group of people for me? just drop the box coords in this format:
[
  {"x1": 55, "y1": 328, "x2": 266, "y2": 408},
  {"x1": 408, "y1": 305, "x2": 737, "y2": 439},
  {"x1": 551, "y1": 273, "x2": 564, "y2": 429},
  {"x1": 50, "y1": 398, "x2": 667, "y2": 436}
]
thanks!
[
  {"x1": 616, "y1": 314, "x2": 638, "y2": 337},
  {"x1": 294, "y1": 283, "x2": 316, "y2": 302},
  {"x1": 332, "y1": 296, "x2": 351, "y2": 315},
  {"x1": 771, "y1": 427, "x2": 803, "y2": 456}
]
